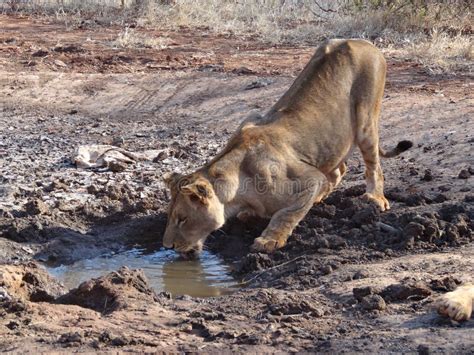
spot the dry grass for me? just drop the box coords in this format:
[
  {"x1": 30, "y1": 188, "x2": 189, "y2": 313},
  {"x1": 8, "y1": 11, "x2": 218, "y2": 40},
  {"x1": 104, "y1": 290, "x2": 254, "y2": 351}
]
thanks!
[
  {"x1": 113, "y1": 27, "x2": 172, "y2": 49},
  {"x1": 2, "y1": 0, "x2": 473, "y2": 74},
  {"x1": 387, "y1": 30, "x2": 473, "y2": 74}
]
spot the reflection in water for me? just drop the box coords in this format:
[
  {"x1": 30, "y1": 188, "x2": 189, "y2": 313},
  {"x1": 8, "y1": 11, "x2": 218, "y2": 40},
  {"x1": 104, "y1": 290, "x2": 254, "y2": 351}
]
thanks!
[{"x1": 46, "y1": 248, "x2": 239, "y2": 298}]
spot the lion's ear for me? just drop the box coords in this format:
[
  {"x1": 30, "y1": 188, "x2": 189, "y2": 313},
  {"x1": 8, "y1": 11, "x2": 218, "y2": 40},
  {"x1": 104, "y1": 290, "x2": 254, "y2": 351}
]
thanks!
[
  {"x1": 181, "y1": 180, "x2": 212, "y2": 205},
  {"x1": 163, "y1": 172, "x2": 183, "y2": 189}
]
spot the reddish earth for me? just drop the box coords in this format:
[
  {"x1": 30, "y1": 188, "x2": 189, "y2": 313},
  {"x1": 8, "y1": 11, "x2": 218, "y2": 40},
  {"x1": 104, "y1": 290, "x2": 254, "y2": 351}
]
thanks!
[{"x1": 0, "y1": 14, "x2": 473, "y2": 352}]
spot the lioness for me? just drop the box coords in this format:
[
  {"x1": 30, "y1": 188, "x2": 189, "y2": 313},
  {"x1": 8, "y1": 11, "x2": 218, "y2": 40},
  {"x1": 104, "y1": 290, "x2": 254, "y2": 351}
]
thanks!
[{"x1": 163, "y1": 39, "x2": 412, "y2": 255}]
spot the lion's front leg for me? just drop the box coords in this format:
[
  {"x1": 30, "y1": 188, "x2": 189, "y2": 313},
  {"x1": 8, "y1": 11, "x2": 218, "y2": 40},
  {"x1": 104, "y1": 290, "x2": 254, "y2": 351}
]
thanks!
[{"x1": 251, "y1": 171, "x2": 328, "y2": 253}]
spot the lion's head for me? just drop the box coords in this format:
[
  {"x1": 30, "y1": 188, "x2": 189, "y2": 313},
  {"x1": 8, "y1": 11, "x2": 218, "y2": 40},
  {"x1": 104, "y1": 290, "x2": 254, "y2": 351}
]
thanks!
[{"x1": 163, "y1": 172, "x2": 225, "y2": 256}]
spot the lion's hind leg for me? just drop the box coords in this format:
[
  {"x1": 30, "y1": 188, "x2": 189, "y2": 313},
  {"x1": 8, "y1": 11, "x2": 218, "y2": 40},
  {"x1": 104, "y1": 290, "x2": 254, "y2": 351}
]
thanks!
[
  {"x1": 330, "y1": 162, "x2": 347, "y2": 189},
  {"x1": 322, "y1": 162, "x2": 347, "y2": 201},
  {"x1": 435, "y1": 284, "x2": 474, "y2": 322}
]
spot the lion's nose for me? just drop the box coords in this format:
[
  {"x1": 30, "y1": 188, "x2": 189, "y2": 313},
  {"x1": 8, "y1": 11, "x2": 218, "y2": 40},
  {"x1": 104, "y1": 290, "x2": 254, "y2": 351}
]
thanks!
[
  {"x1": 162, "y1": 236, "x2": 173, "y2": 249},
  {"x1": 163, "y1": 240, "x2": 173, "y2": 249},
  {"x1": 162, "y1": 230, "x2": 174, "y2": 248}
]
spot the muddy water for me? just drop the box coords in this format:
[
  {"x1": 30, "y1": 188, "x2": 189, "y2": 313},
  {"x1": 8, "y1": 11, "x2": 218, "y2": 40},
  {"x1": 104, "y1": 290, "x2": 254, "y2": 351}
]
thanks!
[{"x1": 46, "y1": 247, "x2": 240, "y2": 298}]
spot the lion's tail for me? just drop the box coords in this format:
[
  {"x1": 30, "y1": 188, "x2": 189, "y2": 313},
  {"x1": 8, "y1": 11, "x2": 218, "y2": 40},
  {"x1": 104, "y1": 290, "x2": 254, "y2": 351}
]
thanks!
[{"x1": 379, "y1": 140, "x2": 413, "y2": 158}]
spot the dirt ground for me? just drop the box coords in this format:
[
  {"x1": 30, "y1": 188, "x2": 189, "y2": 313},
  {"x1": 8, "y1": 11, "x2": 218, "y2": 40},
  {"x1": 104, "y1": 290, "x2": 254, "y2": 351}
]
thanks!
[{"x1": 0, "y1": 14, "x2": 473, "y2": 353}]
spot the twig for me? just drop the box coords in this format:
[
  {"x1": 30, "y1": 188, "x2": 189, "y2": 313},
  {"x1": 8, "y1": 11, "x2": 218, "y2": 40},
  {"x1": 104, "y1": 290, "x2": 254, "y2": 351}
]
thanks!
[
  {"x1": 312, "y1": 1, "x2": 337, "y2": 13},
  {"x1": 241, "y1": 255, "x2": 306, "y2": 285}
]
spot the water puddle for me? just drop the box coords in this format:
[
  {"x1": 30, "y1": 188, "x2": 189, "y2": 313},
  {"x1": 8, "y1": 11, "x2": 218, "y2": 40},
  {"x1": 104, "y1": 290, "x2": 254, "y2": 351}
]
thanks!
[{"x1": 46, "y1": 246, "x2": 240, "y2": 298}]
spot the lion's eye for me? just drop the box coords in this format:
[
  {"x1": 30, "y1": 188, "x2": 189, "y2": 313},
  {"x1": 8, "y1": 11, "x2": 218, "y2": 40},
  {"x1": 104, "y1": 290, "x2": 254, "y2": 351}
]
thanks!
[{"x1": 176, "y1": 217, "x2": 187, "y2": 227}]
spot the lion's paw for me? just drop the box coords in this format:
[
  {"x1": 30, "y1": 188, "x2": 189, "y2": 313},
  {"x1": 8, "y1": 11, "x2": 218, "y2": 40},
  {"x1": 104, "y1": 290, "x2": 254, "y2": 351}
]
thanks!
[
  {"x1": 363, "y1": 192, "x2": 390, "y2": 211},
  {"x1": 251, "y1": 237, "x2": 286, "y2": 253},
  {"x1": 435, "y1": 288, "x2": 473, "y2": 322}
]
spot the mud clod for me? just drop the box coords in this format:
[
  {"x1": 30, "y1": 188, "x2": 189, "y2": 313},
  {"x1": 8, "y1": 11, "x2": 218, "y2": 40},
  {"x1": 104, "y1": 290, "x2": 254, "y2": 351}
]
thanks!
[
  {"x1": 429, "y1": 276, "x2": 461, "y2": 292},
  {"x1": 58, "y1": 332, "x2": 84, "y2": 346},
  {"x1": 420, "y1": 169, "x2": 433, "y2": 181},
  {"x1": 0, "y1": 263, "x2": 65, "y2": 302},
  {"x1": 380, "y1": 281, "x2": 432, "y2": 302},
  {"x1": 108, "y1": 160, "x2": 128, "y2": 172},
  {"x1": 353, "y1": 286, "x2": 381, "y2": 302},
  {"x1": 6, "y1": 320, "x2": 20, "y2": 330},
  {"x1": 268, "y1": 296, "x2": 321, "y2": 316},
  {"x1": 361, "y1": 294, "x2": 386, "y2": 311},
  {"x1": 326, "y1": 235, "x2": 348, "y2": 249},
  {"x1": 238, "y1": 253, "x2": 273, "y2": 273},
  {"x1": 24, "y1": 199, "x2": 49, "y2": 216},
  {"x1": 352, "y1": 206, "x2": 380, "y2": 227},
  {"x1": 458, "y1": 169, "x2": 470, "y2": 179},
  {"x1": 57, "y1": 267, "x2": 157, "y2": 313},
  {"x1": 403, "y1": 222, "x2": 425, "y2": 239},
  {"x1": 353, "y1": 270, "x2": 370, "y2": 280}
]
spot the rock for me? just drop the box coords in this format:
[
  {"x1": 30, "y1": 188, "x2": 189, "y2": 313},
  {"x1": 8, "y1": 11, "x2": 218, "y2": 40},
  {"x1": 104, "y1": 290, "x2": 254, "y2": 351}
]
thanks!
[
  {"x1": 190, "y1": 310, "x2": 226, "y2": 321},
  {"x1": 353, "y1": 270, "x2": 370, "y2": 280},
  {"x1": 197, "y1": 64, "x2": 224, "y2": 72},
  {"x1": 6, "y1": 320, "x2": 20, "y2": 330},
  {"x1": 403, "y1": 222, "x2": 425, "y2": 239},
  {"x1": 432, "y1": 193, "x2": 448, "y2": 203},
  {"x1": 32, "y1": 49, "x2": 48, "y2": 57},
  {"x1": 232, "y1": 66, "x2": 254, "y2": 75},
  {"x1": 343, "y1": 184, "x2": 366, "y2": 197},
  {"x1": 24, "y1": 199, "x2": 49, "y2": 215},
  {"x1": 268, "y1": 295, "x2": 321, "y2": 316},
  {"x1": 245, "y1": 79, "x2": 272, "y2": 90},
  {"x1": 458, "y1": 169, "x2": 470, "y2": 179},
  {"x1": 51, "y1": 180, "x2": 69, "y2": 191},
  {"x1": 353, "y1": 286, "x2": 380, "y2": 302},
  {"x1": 312, "y1": 233, "x2": 330, "y2": 249},
  {"x1": 1, "y1": 299, "x2": 27, "y2": 313},
  {"x1": 87, "y1": 184, "x2": 102, "y2": 195},
  {"x1": 361, "y1": 294, "x2": 386, "y2": 311},
  {"x1": 54, "y1": 59, "x2": 68, "y2": 68},
  {"x1": 320, "y1": 265, "x2": 332, "y2": 275},
  {"x1": 429, "y1": 276, "x2": 460, "y2": 292},
  {"x1": 417, "y1": 344, "x2": 430, "y2": 355},
  {"x1": 105, "y1": 185, "x2": 122, "y2": 200},
  {"x1": 404, "y1": 194, "x2": 426, "y2": 206},
  {"x1": 58, "y1": 332, "x2": 84, "y2": 345},
  {"x1": 420, "y1": 169, "x2": 433, "y2": 181},
  {"x1": 326, "y1": 235, "x2": 347, "y2": 249},
  {"x1": 153, "y1": 151, "x2": 168, "y2": 162},
  {"x1": 409, "y1": 167, "x2": 419, "y2": 176},
  {"x1": 352, "y1": 206, "x2": 379, "y2": 226},
  {"x1": 111, "y1": 337, "x2": 130, "y2": 346},
  {"x1": 53, "y1": 44, "x2": 84, "y2": 53},
  {"x1": 107, "y1": 160, "x2": 128, "y2": 173},
  {"x1": 112, "y1": 136, "x2": 125, "y2": 146},
  {"x1": 0, "y1": 287, "x2": 12, "y2": 301},
  {"x1": 311, "y1": 204, "x2": 336, "y2": 219}
]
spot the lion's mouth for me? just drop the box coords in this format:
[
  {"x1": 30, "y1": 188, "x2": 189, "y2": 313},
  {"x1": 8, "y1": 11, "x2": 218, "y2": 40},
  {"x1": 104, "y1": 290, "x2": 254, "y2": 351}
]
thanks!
[
  {"x1": 174, "y1": 243, "x2": 202, "y2": 260},
  {"x1": 178, "y1": 249, "x2": 200, "y2": 260}
]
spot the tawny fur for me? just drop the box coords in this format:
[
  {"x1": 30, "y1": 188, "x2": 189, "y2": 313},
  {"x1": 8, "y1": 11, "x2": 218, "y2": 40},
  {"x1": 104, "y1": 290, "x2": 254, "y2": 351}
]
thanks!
[
  {"x1": 435, "y1": 284, "x2": 474, "y2": 322},
  {"x1": 163, "y1": 39, "x2": 411, "y2": 253}
]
